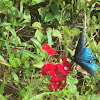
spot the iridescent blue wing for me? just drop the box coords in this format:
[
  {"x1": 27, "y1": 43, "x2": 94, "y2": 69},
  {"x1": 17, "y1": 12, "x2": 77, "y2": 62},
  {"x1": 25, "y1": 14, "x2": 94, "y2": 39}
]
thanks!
[
  {"x1": 78, "y1": 62, "x2": 96, "y2": 78},
  {"x1": 76, "y1": 47, "x2": 99, "y2": 78},
  {"x1": 76, "y1": 47, "x2": 97, "y2": 66},
  {"x1": 75, "y1": 29, "x2": 84, "y2": 57}
]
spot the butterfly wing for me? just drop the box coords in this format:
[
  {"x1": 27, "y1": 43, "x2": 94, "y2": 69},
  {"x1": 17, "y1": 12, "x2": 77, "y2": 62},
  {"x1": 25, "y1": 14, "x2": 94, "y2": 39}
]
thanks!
[
  {"x1": 74, "y1": 29, "x2": 99, "y2": 78},
  {"x1": 78, "y1": 62, "x2": 96, "y2": 78},
  {"x1": 76, "y1": 47, "x2": 99, "y2": 78},
  {"x1": 75, "y1": 29, "x2": 84, "y2": 57},
  {"x1": 77, "y1": 47, "x2": 96, "y2": 60}
]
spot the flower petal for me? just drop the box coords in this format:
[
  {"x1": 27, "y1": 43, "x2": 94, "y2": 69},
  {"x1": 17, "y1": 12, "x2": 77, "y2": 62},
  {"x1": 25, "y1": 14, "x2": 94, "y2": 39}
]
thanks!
[
  {"x1": 58, "y1": 75, "x2": 66, "y2": 82},
  {"x1": 50, "y1": 83, "x2": 58, "y2": 91},
  {"x1": 42, "y1": 64, "x2": 50, "y2": 72},
  {"x1": 58, "y1": 76, "x2": 66, "y2": 88},
  {"x1": 42, "y1": 44, "x2": 50, "y2": 50},
  {"x1": 48, "y1": 63, "x2": 55, "y2": 70},
  {"x1": 49, "y1": 70, "x2": 56, "y2": 76},
  {"x1": 50, "y1": 76, "x2": 58, "y2": 83},
  {"x1": 41, "y1": 71, "x2": 47, "y2": 76},
  {"x1": 61, "y1": 57, "x2": 73, "y2": 72},
  {"x1": 56, "y1": 64, "x2": 68, "y2": 75},
  {"x1": 55, "y1": 67, "x2": 61, "y2": 75},
  {"x1": 61, "y1": 56, "x2": 67, "y2": 61},
  {"x1": 42, "y1": 44, "x2": 58, "y2": 55}
]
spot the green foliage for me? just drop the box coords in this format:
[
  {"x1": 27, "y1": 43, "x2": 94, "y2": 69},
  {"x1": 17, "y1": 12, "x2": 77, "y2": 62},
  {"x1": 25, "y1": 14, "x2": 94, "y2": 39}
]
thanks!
[
  {"x1": 0, "y1": 75, "x2": 5, "y2": 94},
  {"x1": 30, "y1": 0, "x2": 45, "y2": 5},
  {"x1": 0, "y1": 0, "x2": 100, "y2": 99}
]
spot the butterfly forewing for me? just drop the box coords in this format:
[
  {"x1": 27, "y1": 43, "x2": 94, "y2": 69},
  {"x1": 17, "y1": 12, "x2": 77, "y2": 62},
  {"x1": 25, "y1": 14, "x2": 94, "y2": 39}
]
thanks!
[
  {"x1": 76, "y1": 47, "x2": 96, "y2": 63},
  {"x1": 75, "y1": 29, "x2": 84, "y2": 57}
]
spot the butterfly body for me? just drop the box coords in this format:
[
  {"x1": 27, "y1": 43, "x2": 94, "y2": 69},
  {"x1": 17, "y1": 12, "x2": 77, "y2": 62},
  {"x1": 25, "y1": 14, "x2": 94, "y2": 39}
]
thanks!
[{"x1": 73, "y1": 30, "x2": 99, "y2": 78}]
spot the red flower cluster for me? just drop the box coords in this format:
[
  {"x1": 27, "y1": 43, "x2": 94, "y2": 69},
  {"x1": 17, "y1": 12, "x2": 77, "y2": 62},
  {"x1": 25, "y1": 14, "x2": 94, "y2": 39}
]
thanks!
[
  {"x1": 42, "y1": 44, "x2": 58, "y2": 55},
  {"x1": 41, "y1": 44, "x2": 73, "y2": 91},
  {"x1": 41, "y1": 63, "x2": 68, "y2": 76},
  {"x1": 42, "y1": 63, "x2": 67, "y2": 91}
]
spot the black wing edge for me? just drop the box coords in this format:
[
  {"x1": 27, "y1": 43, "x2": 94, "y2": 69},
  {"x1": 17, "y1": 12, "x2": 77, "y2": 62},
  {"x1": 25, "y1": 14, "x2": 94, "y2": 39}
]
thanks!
[
  {"x1": 78, "y1": 62, "x2": 96, "y2": 79},
  {"x1": 75, "y1": 29, "x2": 84, "y2": 57}
]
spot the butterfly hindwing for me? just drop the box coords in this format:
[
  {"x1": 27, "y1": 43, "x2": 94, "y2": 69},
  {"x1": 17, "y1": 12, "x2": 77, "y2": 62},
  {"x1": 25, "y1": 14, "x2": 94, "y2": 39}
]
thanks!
[{"x1": 78, "y1": 62, "x2": 96, "y2": 78}]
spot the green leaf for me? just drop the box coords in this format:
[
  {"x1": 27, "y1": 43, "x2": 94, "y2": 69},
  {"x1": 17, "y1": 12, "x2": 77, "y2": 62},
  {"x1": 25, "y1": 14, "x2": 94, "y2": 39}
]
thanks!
[
  {"x1": 0, "y1": 94, "x2": 6, "y2": 100},
  {"x1": 24, "y1": 61, "x2": 30, "y2": 68},
  {"x1": 46, "y1": 28, "x2": 53, "y2": 46},
  {"x1": 70, "y1": 28, "x2": 80, "y2": 36},
  {"x1": 67, "y1": 48, "x2": 75, "y2": 56},
  {"x1": 0, "y1": 23, "x2": 11, "y2": 26},
  {"x1": 32, "y1": 22, "x2": 41, "y2": 29},
  {"x1": 34, "y1": 29, "x2": 43, "y2": 42},
  {"x1": 32, "y1": 92, "x2": 55, "y2": 100},
  {"x1": 31, "y1": 0, "x2": 45, "y2": 5},
  {"x1": 9, "y1": 36, "x2": 21, "y2": 45},
  {"x1": 34, "y1": 61, "x2": 44, "y2": 68},
  {"x1": 20, "y1": 1, "x2": 23, "y2": 14},
  {"x1": 9, "y1": 28, "x2": 17, "y2": 37},
  {"x1": 19, "y1": 43, "x2": 33, "y2": 47},
  {"x1": 0, "y1": 75, "x2": 5, "y2": 94},
  {"x1": 50, "y1": 3, "x2": 60, "y2": 15},
  {"x1": 64, "y1": 12, "x2": 71, "y2": 21},
  {"x1": 10, "y1": 58, "x2": 21, "y2": 68},
  {"x1": 66, "y1": 4, "x2": 73, "y2": 10},
  {"x1": 24, "y1": 13, "x2": 31, "y2": 23},
  {"x1": 52, "y1": 29, "x2": 62, "y2": 39},
  {"x1": 68, "y1": 28, "x2": 80, "y2": 36},
  {"x1": 19, "y1": 49, "x2": 41, "y2": 60},
  {"x1": 62, "y1": 26, "x2": 67, "y2": 34},
  {"x1": 38, "y1": 7, "x2": 46, "y2": 16},
  {"x1": 77, "y1": 0, "x2": 85, "y2": 10},
  {"x1": 67, "y1": 84, "x2": 77, "y2": 93},
  {"x1": 98, "y1": 12, "x2": 100, "y2": 21},
  {"x1": 51, "y1": 4, "x2": 61, "y2": 22},
  {"x1": 5, "y1": 41, "x2": 11, "y2": 56},
  {"x1": 11, "y1": 72, "x2": 19, "y2": 83},
  {"x1": 31, "y1": 38, "x2": 42, "y2": 49},
  {"x1": 71, "y1": 69, "x2": 77, "y2": 75},
  {"x1": 45, "y1": 13, "x2": 54, "y2": 22},
  {"x1": 67, "y1": 77, "x2": 78, "y2": 84},
  {"x1": 21, "y1": 54, "x2": 29, "y2": 62},
  {"x1": 88, "y1": 94, "x2": 100, "y2": 100},
  {"x1": 0, "y1": 55, "x2": 6, "y2": 62},
  {"x1": 96, "y1": 7, "x2": 100, "y2": 10}
]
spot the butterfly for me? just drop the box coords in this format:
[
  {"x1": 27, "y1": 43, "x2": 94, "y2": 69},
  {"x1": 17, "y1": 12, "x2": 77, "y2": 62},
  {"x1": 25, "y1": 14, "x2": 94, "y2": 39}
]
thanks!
[{"x1": 73, "y1": 29, "x2": 99, "y2": 78}]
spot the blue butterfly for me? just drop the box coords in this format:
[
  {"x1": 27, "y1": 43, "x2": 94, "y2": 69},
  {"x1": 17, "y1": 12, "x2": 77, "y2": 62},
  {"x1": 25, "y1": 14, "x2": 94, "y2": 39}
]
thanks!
[{"x1": 73, "y1": 29, "x2": 99, "y2": 78}]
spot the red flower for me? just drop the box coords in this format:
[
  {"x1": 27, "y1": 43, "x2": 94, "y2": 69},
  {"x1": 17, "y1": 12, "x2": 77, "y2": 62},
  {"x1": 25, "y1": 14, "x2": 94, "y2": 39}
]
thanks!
[
  {"x1": 42, "y1": 44, "x2": 58, "y2": 55},
  {"x1": 50, "y1": 75, "x2": 66, "y2": 91},
  {"x1": 41, "y1": 63, "x2": 55, "y2": 76},
  {"x1": 50, "y1": 83, "x2": 58, "y2": 91},
  {"x1": 61, "y1": 56, "x2": 73, "y2": 72},
  {"x1": 55, "y1": 64, "x2": 68, "y2": 75},
  {"x1": 61, "y1": 56, "x2": 67, "y2": 62},
  {"x1": 50, "y1": 76, "x2": 58, "y2": 83},
  {"x1": 58, "y1": 75, "x2": 66, "y2": 88}
]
